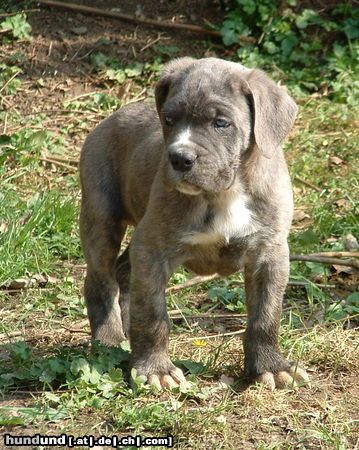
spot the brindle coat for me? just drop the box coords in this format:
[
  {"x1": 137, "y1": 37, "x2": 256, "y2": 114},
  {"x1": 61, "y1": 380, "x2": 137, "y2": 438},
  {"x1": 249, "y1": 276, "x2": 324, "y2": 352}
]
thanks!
[{"x1": 80, "y1": 57, "x2": 309, "y2": 390}]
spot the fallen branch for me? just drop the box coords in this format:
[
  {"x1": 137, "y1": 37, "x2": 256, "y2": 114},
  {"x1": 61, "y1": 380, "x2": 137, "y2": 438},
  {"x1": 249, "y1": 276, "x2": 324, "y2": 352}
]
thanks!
[
  {"x1": 167, "y1": 251, "x2": 359, "y2": 293},
  {"x1": 40, "y1": 157, "x2": 77, "y2": 172},
  {"x1": 0, "y1": 9, "x2": 39, "y2": 18},
  {"x1": 166, "y1": 274, "x2": 218, "y2": 293},
  {"x1": 169, "y1": 312, "x2": 246, "y2": 320},
  {"x1": 37, "y1": 0, "x2": 254, "y2": 42},
  {"x1": 63, "y1": 91, "x2": 98, "y2": 104},
  {"x1": 187, "y1": 330, "x2": 244, "y2": 341},
  {"x1": 37, "y1": 0, "x2": 220, "y2": 36},
  {"x1": 305, "y1": 251, "x2": 359, "y2": 258},
  {"x1": 44, "y1": 154, "x2": 79, "y2": 165},
  {"x1": 167, "y1": 274, "x2": 338, "y2": 293},
  {"x1": 290, "y1": 254, "x2": 359, "y2": 270}
]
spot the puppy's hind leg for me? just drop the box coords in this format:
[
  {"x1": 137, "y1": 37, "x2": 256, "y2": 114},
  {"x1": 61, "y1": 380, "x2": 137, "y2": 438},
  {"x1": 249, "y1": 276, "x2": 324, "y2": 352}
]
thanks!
[
  {"x1": 81, "y1": 204, "x2": 127, "y2": 346},
  {"x1": 116, "y1": 245, "x2": 131, "y2": 338}
]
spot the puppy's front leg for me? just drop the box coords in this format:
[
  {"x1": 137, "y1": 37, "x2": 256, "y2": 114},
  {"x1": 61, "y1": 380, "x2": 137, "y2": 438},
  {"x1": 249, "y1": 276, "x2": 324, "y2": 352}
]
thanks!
[
  {"x1": 244, "y1": 242, "x2": 309, "y2": 390},
  {"x1": 129, "y1": 236, "x2": 186, "y2": 390}
]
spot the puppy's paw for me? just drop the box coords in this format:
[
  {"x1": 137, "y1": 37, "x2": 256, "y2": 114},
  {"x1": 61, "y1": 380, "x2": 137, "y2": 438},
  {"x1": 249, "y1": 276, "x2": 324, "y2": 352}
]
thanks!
[
  {"x1": 245, "y1": 346, "x2": 310, "y2": 391},
  {"x1": 256, "y1": 365, "x2": 310, "y2": 390},
  {"x1": 94, "y1": 323, "x2": 126, "y2": 347},
  {"x1": 133, "y1": 357, "x2": 188, "y2": 390},
  {"x1": 148, "y1": 367, "x2": 188, "y2": 390}
]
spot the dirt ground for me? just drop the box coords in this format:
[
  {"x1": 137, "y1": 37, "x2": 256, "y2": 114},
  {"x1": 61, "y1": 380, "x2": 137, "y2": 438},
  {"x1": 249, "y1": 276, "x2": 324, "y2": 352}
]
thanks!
[{"x1": 9, "y1": 1, "x2": 222, "y2": 109}]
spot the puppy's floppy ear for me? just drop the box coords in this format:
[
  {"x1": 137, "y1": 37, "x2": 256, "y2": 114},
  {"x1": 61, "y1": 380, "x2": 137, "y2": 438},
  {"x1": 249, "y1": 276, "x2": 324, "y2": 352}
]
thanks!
[
  {"x1": 246, "y1": 69, "x2": 298, "y2": 158},
  {"x1": 155, "y1": 57, "x2": 196, "y2": 113}
]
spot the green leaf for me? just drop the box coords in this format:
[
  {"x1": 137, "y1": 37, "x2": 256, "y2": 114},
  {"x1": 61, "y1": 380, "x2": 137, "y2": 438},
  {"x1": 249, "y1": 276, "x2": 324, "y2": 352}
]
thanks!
[
  {"x1": 343, "y1": 18, "x2": 359, "y2": 39},
  {"x1": 238, "y1": 0, "x2": 256, "y2": 15},
  {"x1": 70, "y1": 358, "x2": 91, "y2": 376},
  {"x1": 108, "y1": 367, "x2": 124, "y2": 383},
  {"x1": 263, "y1": 41, "x2": 278, "y2": 54},
  {"x1": 89, "y1": 366, "x2": 101, "y2": 384},
  {"x1": 105, "y1": 68, "x2": 126, "y2": 84},
  {"x1": 221, "y1": 20, "x2": 240, "y2": 46},
  {"x1": 90, "y1": 52, "x2": 111, "y2": 68},
  {"x1": 124, "y1": 63, "x2": 144, "y2": 77},
  {"x1": 47, "y1": 358, "x2": 66, "y2": 374},
  {"x1": 178, "y1": 359, "x2": 205, "y2": 375},
  {"x1": 119, "y1": 340, "x2": 131, "y2": 353},
  {"x1": 44, "y1": 392, "x2": 61, "y2": 403},
  {"x1": 43, "y1": 406, "x2": 69, "y2": 421},
  {"x1": 0, "y1": 135, "x2": 11, "y2": 145},
  {"x1": 0, "y1": 413, "x2": 26, "y2": 426},
  {"x1": 346, "y1": 292, "x2": 359, "y2": 314},
  {"x1": 295, "y1": 9, "x2": 320, "y2": 29},
  {"x1": 0, "y1": 14, "x2": 32, "y2": 40},
  {"x1": 28, "y1": 130, "x2": 47, "y2": 148},
  {"x1": 39, "y1": 369, "x2": 56, "y2": 383},
  {"x1": 131, "y1": 368, "x2": 147, "y2": 387},
  {"x1": 297, "y1": 229, "x2": 319, "y2": 247},
  {"x1": 10, "y1": 342, "x2": 32, "y2": 362},
  {"x1": 281, "y1": 35, "x2": 298, "y2": 56}
]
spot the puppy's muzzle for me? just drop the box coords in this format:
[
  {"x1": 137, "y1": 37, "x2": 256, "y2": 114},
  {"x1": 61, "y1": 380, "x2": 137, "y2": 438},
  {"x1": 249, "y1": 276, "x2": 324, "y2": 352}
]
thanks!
[{"x1": 169, "y1": 149, "x2": 197, "y2": 173}]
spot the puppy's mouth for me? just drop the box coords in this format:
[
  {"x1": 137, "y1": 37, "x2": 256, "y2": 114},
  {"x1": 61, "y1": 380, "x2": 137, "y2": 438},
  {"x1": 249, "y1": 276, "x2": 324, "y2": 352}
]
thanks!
[
  {"x1": 166, "y1": 157, "x2": 238, "y2": 195},
  {"x1": 175, "y1": 182, "x2": 203, "y2": 196}
]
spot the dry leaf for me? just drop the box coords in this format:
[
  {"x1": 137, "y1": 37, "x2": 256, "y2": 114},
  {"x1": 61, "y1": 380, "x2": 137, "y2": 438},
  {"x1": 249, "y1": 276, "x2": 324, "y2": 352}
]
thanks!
[
  {"x1": 329, "y1": 156, "x2": 344, "y2": 166},
  {"x1": 335, "y1": 198, "x2": 351, "y2": 209},
  {"x1": 0, "y1": 222, "x2": 8, "y2": 233},
  {"x1": 219, "y1": 374, "x2": 235, "y2": 388},
  {"x1": 333, "y1": 265, "x2": 355, "y2": 275},
  {"x1": 7, "y1": 278, "x2": 36, "y2": 289},
  {"x1": 293, "y1": 209, "x2": 309, "y2": 222},
  {"x1": 4, "y1": 274, "x2": 58, "y2": 290}
]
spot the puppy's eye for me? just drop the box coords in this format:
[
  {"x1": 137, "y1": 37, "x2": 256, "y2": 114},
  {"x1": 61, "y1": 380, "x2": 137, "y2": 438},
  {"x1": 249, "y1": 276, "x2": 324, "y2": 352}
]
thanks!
[
  {"x1": 164, "y1": 115, "x2": 174, "y2": 126},
  {"x1": 213, "y1": 118, "x2": 230, "y2": 129}
]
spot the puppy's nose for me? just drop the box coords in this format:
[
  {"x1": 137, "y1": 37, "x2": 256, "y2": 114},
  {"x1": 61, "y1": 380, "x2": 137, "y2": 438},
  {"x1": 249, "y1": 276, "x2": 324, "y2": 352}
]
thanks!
[{"x1": 169, "y1": 151, "x2": 197, "y2": 172}]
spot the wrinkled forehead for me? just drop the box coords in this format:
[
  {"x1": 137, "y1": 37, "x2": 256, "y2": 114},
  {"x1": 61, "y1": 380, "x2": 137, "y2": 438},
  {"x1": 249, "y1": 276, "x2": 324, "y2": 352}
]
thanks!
[{"x1": 164, "y1": 63, "x2": 249, "y2": 116}]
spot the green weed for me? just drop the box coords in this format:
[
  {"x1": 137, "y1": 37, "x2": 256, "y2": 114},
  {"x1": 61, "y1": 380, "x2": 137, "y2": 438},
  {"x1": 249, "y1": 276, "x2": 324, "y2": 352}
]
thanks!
[{"x1": 0, "y1": 13, "x2": 32, "y2": 41}]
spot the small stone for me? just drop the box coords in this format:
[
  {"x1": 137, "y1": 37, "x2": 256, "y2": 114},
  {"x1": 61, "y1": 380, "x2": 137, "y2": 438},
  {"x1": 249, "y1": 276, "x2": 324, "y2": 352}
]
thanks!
[
  {"x1": 71, "y1": 26, "x2": 87, "y2": 35},
  {"x1": 344, "y1": 233, "x2": 358, "y2": 251}
]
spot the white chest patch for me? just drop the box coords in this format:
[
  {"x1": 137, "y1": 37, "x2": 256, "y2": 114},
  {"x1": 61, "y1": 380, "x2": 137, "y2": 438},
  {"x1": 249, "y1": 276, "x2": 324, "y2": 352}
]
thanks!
[
  {"x1": 182, "y1": 195, "x2": 257, "y2": 247},
  {"x1": 212, "y1": 197, "x2": 253, "y2": 240}
]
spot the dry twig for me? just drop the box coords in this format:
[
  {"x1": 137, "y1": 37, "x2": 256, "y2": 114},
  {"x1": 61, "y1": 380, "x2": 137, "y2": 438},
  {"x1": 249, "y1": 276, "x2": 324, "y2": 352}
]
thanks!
[
  {"x1": 294, "y1": 175, "x2": 322, "y2": 192},
  {"x1": 0, "y1": 9, "x2": 39, "y2": 18},
  {"x1": 166, "y1": 274, "x2": 218, "y2": 292},
  {"x1": 187, "y1": 330, "x2": 244, "y2": 341},
  {"x1": 40, "y1": 157, "x2": 77, "y2": 172},
  {"x1": 306, "y1": 251, "x2": 359, "y2": 258},
  {"x1": 290, "y1": 254, "x2": 359, "y2": 270}
]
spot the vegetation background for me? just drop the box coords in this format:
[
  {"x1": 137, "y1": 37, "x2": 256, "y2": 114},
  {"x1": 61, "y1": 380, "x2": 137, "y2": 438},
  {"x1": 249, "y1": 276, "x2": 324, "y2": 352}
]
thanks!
[{"x1": 0, "y1": 0, "x2": 358, "y2": 448}]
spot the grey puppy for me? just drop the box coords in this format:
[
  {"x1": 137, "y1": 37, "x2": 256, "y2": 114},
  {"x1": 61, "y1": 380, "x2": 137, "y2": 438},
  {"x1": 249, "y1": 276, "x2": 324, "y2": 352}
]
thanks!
[{"x1": 80, "y1": 57, "x2": 309, "y2": 390}]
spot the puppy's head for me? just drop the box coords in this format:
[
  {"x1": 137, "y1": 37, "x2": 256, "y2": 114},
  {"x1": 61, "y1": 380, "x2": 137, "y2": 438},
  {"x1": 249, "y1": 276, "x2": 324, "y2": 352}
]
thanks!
[{"x1": 155, "y1": 57, "x2": 297, "y2": 196}]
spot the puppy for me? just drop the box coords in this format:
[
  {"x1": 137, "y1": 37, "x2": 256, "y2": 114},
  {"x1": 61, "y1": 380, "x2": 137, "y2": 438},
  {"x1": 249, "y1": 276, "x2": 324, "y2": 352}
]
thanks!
[{"x1": 80, "y1": 57, "x2": 309, "y2": 390}]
